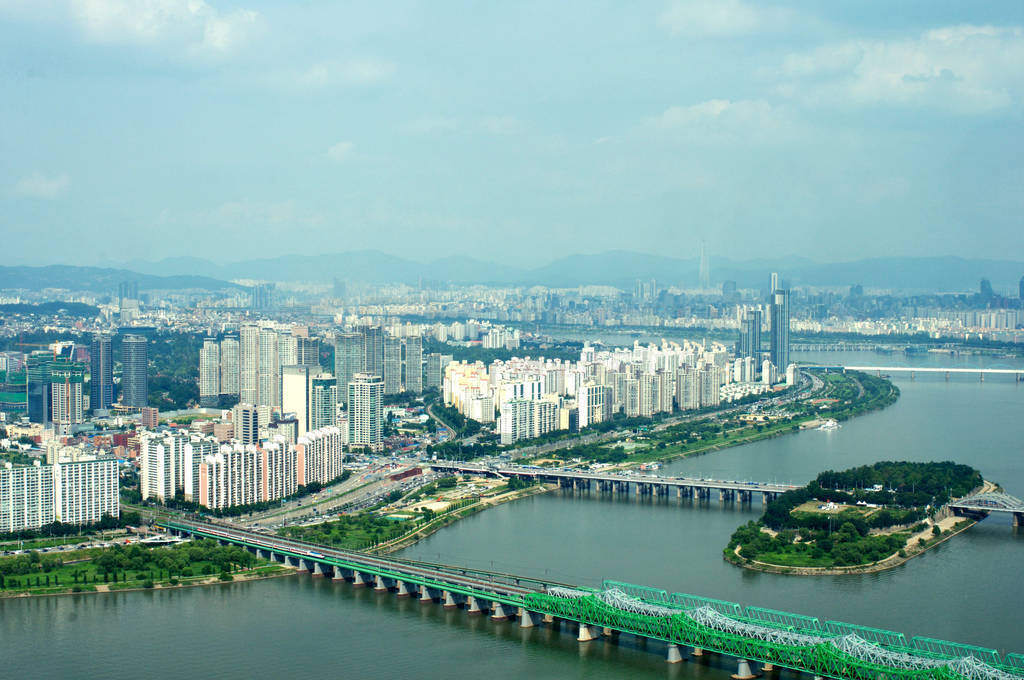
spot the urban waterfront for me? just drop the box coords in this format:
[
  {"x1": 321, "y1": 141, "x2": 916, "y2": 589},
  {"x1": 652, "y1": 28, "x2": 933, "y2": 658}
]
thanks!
[{"x1": 3, "y1": 353, "x2": 1023, "y2": 678}]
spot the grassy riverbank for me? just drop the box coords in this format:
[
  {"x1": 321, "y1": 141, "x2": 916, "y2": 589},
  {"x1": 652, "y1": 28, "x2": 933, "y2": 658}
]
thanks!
[{"x1": 0, "y1": 539, "x2": 291, "y2": 597}]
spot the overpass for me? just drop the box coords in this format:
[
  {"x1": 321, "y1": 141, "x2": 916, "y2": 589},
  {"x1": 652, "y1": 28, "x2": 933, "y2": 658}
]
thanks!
[
  {"x1": 430, "y1": 462, "x2": 798, "y2": 503},
  {"x1": 802, "y1": 365, "x2": 1023, "y2": 381},
  {"x1": 949, "y1": 492, "x2": 1024, "y2": 527},
  {"x1": 160, "y1": 519, "x2": 1024, "y2": 680}
]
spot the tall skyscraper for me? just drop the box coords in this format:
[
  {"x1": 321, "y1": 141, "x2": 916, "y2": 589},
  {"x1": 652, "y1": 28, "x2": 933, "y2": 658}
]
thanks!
[
  {"x1": 281, "y1": 365, "x2": 311, "y2": 437},
  {"x1": 296, "y1": 337, "x2": 320, "y2": 368},
  {"x1": 49, "y1": 359, "x2": 85, "y2": 433},
  {"x1": 738, "y1": 310, "x2": 762, "y2": 360},
  {"x1": 383, "y1": 335, "x2": 403, "y2": 394},
  {"x1": 89, "y1": 334, "x2": 113, "y2": 412},
  {"x1": 769, "y1": 289, "x2": 790, "y2": 373},
  {"x1": 199, "y1": 338, "x2": 221, "y2": 408},
  {"x1": 348, "y1": 373, "x2": 383, "y2": 451},
  {"x1": 26, "y1": 351, "x2": 52, "y2": 424},
  {"x1": 334, "y1": 332, "x2": 364, "y2": 407},
  {"x1": 1019, "y1": 275, "x2": 1024, "y2": 300},
  {"x1": 239, "y1": 324, "x2": 259, "y2": 405},
  {"x1": 121, "y1": 334, "x2": 148, "y2": 408},
  {"x1": 219, "y1": 336, "x2": 240, "y2": 398},
  {"x1": 257, "y1": 326, "x2": 280, "y2": 409},
  {"x1": 404, "y1": 336, "x2": 423, "y2": 393},
  {"x1": 425, "y1": 353, "x2": 453, "y2": 391},
  {"x1": 363, "y1": 326, "x2": 384, "y2": 379},
  {"x1": 309, "y1": 375, "x2": 338, "y2": 431}
]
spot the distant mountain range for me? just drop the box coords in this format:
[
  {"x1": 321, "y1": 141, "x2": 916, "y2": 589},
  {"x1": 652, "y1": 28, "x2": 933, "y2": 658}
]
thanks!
[
  {"x1": 0, "y1": 265, "x2": 242, "y2": 293},
  {"x1": 2, "y1": 253, "x2": 1022, "y2": 294}
]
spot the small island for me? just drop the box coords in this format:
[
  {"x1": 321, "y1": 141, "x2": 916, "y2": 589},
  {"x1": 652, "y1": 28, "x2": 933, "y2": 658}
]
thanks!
[{"x1": 725, "y1": 461, "x2": 983, "y2": 575}]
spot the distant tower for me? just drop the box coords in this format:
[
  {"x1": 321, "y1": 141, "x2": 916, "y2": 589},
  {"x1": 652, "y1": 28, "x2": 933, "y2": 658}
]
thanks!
[
  {"x1": 699, "y1": 242, "x2": 711, "y2": 291},
  {"x1": 90, "y1": 333, "x2": 113, "y2": 412},
  {"x1": 121, "y1": 334, "x2": 148, "y2": 408},
  {"x1": 1019, "y1": 275, "x2": 1024, "y2": 300}
]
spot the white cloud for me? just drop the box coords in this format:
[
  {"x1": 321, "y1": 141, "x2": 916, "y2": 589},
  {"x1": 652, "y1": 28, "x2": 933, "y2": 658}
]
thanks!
[
  {"x1": 68, "y1": 0, "x2": 257, "y2": 54},
  {"x1": 777, "y1": 25, "x2": 1024, "y2": 113},
  {"x1": 296, "y1": 59, "x2": 393, "y2": 88},
  {"x1": 327, "y1": 141, "x2": 354, "y2": 161},
  {"x1": 659, "y1": 0, "x2": 800, "y2": 37},
  {"x1": 12, "y1": 172, "x2": 70, "y2": 199},
  {"x1": 650, "y1": 99, "x2": 791, "y2": 144}
]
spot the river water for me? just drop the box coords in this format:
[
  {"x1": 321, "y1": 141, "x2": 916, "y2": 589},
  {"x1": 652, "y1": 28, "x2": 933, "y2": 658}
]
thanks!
[{"x1": 3, "y1": 351, "x2": 1022, "y2": 678}]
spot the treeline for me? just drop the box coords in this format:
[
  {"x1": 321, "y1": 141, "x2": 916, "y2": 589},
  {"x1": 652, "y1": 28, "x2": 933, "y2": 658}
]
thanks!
[
  {"x1": 0, "y1": 512, "x2": 141, "y2": 542},
  {"x1": 728, "y1": 520, "x2": 908, "y2": 568},
  {"x1": 430, "y1": 403, "x2": 482, "y2": 437}
]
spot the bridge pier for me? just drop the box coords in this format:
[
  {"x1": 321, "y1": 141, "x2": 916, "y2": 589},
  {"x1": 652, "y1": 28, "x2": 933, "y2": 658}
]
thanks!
[
  {"x1": 374, "y1": 574, "x2": 390, "y2": 591},
  {"x1": 490, "y1": 602, "x2": 512, "y2": 621},
  {"x1": 762, "y1": 663, "x2": 775, "y2": 672},
  {"x1": 442, "y1": 591, "x2": 459, "y2": 608},
  {"x1": 419, "y1": 585, "x2": 438, "y2": 603},
  {"x1": 332, "y1": 568, "x2": 348, "y2": 582},
  {"x1": 667, "y1": 643, "x2": 684, "y2": 664},
  {"x1": 519, "y1": 609, "x2": 540, "y2": 628},
  {"x1": 466, "y1": 596, "x2": 485, "y2": 615},
  {"x1": 1014, "y1": 512, "x2": 1024, "y2": 528},
  {"x1": 577, "y1": 624, "x2": 602, "y2": 642},
  {"x1": 351, "y1": 571, "x2": 368, "y2": 588},
  {"x1": 731, "y1": 658, "x2": 757, "y2": 680},
  {"x1": 312, "y1": 561, "x2": 329, "y2": 578},
  {"x1": 691, "y1": 647, "x2": 703, "y2": 657},
  {"x1": 395, "y1": 580, "x2": 413, "y2": 597}
]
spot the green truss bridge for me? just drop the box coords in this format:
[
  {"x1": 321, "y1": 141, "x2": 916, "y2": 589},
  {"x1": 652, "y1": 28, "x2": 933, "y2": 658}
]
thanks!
[{"x1": 159, "y1": 519, "x2": 1023, "y2": 680}]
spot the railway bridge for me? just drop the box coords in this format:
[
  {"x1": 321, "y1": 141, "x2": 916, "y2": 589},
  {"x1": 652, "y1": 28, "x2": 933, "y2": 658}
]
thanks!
[
  {"x1": 160, "y1": 519, "x2": 1024, "y2": 680},
  {"x1": 430, "y1": 463, "x2": 798, "y2": 504}
]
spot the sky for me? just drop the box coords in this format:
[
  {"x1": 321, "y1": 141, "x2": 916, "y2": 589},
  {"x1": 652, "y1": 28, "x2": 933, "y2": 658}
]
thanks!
[{"x1": 1, "y1": 0, "x2": 1022, "y2": 268}]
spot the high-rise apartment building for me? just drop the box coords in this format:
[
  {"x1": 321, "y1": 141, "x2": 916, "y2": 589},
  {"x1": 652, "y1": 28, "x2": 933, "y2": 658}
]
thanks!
[
  {"x1": 309, "y1": 375, "x2": 337, "y2": 431},
  {"x1": 425, "y1": 353, "x2": 453, "y2": 391},
  {"x1": 199, "y1": 338, "x2": 221, "y2": 407},
  {"x1": 26, "y1": 351, "x2": 51, "y2": 424},
  {"x1": 769, "y1": 289, "x2": 790, "y2": 375},
  {"x1": 363, "y1": 327, "x2": 384, "y2": 379},
  {"x1": 257, "y1": 326, "x2": 281, "y2": 409},
  {"x1": 90, "y1": 334, "x2": 113, "y2": 411},
  {"x1": 281, "y1": 365, "x2": 312, "y2": 438},
  {"x1": 383, "y1": 335, "x2": 403, "y2": 394},
  {"x1": 0, "y1": 458, "x2": 118, "y2": 532},
  {"x1": 239, "y1": 324, "x2": 260, "y2": 405},
  {"x1": 139, "y1": 431, "x2": 188, "y2": 503},
  {"x1": 404, "y1": 336, "x2": 423, "y2": 393},
  {"x1": 334, "y1": 333, "x2": 364, "y2": 407},
  {"x1": 0, "y1": 461, "x2": 55, "y2": 531},
  {"x1": 121, "y1": 334, "x2": 148, "y2": 407},
  {"x1": 348, "y1": 373, "x2": 383, "y2": 451},
  {"x1": 219, "y1": 336, "x2": 240, "y2": 398}
]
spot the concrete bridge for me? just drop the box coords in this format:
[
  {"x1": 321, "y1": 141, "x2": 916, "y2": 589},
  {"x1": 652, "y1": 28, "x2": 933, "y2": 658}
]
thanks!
[
  {"x1": 802, "y1": 365, "x2": 1024, "y2": 381},
  {"x1": 949, "y1": 492, "x2": 1024, "y2": 527},
  {"x1": 430, "y1": 462, "x2": 798, "y2": 504},
  {"x1": 159, "y1": 519, "x2": 1024, "y2": 680}
]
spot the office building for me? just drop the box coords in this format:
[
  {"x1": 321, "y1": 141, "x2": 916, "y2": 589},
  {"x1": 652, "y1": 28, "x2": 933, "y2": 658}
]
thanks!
[
  {"x1": 26, "y1": 352, "x2": 51, "y2": 424},
  {"x1": 199, "y1": 338, "x2": 221, "y2": 407},
  {"x1": 425, "y1": 353, "x2": 453, "y2": 391},
  {"x1": 334, "y1": 332, "x2": 364, "y2": 407},
  {"x1": 769, "y1": 289, "x2": 790, "y2": 373},
  {"x1": 383, "y1": 335, "x2": 403, "y2": 394},
  {"x1": 232, "y1": 403, "x2": 259, "y2": 446},
  {"x1": 348, "y1": 373, "x2": 383, "y2": 452},
  {"x1": 90, "y1": 334, "x2": 113, "y2": 411},
  {"x1": 121, "y1": 334, "x2": 148, "y2": 407}
]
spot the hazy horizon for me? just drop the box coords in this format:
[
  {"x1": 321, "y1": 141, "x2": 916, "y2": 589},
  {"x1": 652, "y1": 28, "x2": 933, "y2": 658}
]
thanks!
[{"x1": 2, "y1": 1, "x2": 1022, "y2": 267}]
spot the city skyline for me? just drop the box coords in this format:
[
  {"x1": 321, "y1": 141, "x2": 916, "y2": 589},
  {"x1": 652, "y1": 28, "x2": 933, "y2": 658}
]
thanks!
[{"x1": 2, "y1": 2, "x2": 1023, "y2": 266}]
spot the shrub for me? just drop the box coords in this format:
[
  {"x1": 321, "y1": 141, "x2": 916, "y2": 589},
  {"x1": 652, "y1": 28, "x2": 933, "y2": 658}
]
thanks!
[
  {"x1": 169, "y1": 578, "x2": 179, "y2": 586},
  {"x1": 142, "y1": 580, "x2": 154, "y2": 589},
  {"x1": 219, "y1": 572, "x2": 233, "y2": 582}
]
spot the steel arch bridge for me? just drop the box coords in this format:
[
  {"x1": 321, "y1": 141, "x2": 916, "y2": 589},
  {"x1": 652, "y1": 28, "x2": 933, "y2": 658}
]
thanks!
[{"x1": 948, "y1": 492, "x2": 1024, "y2": 513}]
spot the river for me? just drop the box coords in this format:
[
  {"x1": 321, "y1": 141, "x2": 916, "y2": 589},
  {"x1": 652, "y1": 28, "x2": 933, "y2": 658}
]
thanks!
[{"x1": 3, "y1": 351, "x2": 1022, "y2": 678}]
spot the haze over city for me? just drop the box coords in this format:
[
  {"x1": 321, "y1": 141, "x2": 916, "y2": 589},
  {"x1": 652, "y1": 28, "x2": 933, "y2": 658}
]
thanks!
[
  {"x1": 2, "y1": 4, "x2": 1024, "y2": 680},
  {"x1": 2, "y1": 1, "x2": 1023, "y2": 266}
]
